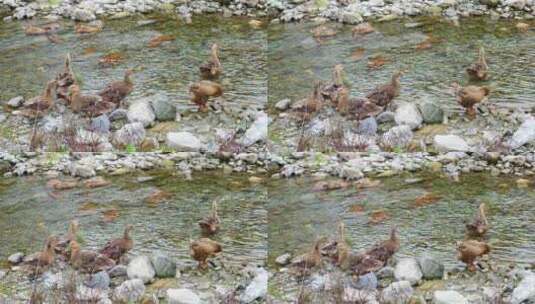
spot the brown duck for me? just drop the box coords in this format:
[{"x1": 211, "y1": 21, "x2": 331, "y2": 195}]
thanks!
[
  {"x1": 99, "y1": 224, "x2": 133, "y2": 262},
  {"x1": 337, "y1": 94, "x2": 383, "y2": 121},
  {"x1": 352, "y1": 227, "x2": 400, "y2": 275},
  {"x1": 333, "y1": 222, "x2": 350, "y2": 266},
  {"x1": 456, "y1": 240, "x2": 490, "y2": 272},
  {"x1": 55, "y1": 220, "x2": 79, "y2": 257},
  {"x1": 366, "y1": 71, "x2": 403, "y2": 107},
  {"x1": 465, "y1": 203, "x2": 489, "y2": 238},
  {"x1": 452, "y1": 83, "x2": 490, "y2": 118},
  {"x1": 23, "y1": 236, "x2": 58, "y2": 272},
  {"x1": 189, "y1": 80, "x2": 223, "y2": 112},
  {"x1": 466, "y1": 47, "x2": 489, "y2": 81},
  {"x1": 321, "y1": 64, "x2": 348, "y2": 106},
  {"x1": 190, "y1": 238, "x2": 222, "y2": 269},
  {"x1": 56, "y1": 53, "x2": 76, "y2": 102},
  {"x1": 70, "y1": 85, "x2": 116, "y2": 116},
  {"x1": 70, "y1": 240, "x2": 116, "y2": 273},
  {"x1": 291, "y1": 81, "x2": 324, "y2": 120},
  {"x1": 21, "y1": 80, "x2": 57, "y2": 117},
  {"x1": 199, "y1": 200, "x2": 221, "y2": 235},
  {"x1": 98, "y1": 69, "x2": 134, "y2": 106},
  {"x1": 290, "y1": 238, "x2": 324, "y2": 269},
  {"x1": 199, "y1": 43, "x2": 222, "y2": 80}
]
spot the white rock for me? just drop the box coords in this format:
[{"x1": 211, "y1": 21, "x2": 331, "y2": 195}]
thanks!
[
  {"x1": 240, "y1": 268, "x2": 268, "y2": 303},
  {"x1": 509, "y1": 118, "x2": 535, "y2": 149},
  {"x1": 511, "y1": 272, "x2": 535, "y2": 304},
  {"x1": 166, "y1": 288, "x2": 200, "y2": 304},
  {"x1": 127, "y1": 256, "x2": 155, "y2": 284},
  {"x1": 275, "y1": 99, "x2": 291, "y2": 110},
  {"x1": 433, "y1": 290, "x2": 468, "y2": 304},
  {"x1": 166, "y1": 132, "x2": 203, "y2": 152},
  {"x1": 127, "y1": 101, "x2": 155, "y2": 127},
  {"x1": 433, "y1": 135, "x2": 471, "y2": 152},
  {"x1": 240, "y1": 111, "x2": 268, "y2": 147},
  {"x1": 8, "y1": 252, "x2": 24, "y2": 264},
  {"x1": 6, "y1": 96, "x2": 24, "y2": 108},
  {"x1": 114, "y1": 122, "x2": 146, "y2": 147},
  {"x1": 382, "y1": 281, "x2": 414, "y2": 304},
  {"x1": 395, "y1": 102, "x2": 423, "y2": 130},
  {"x1": 113, "y1": 279, "x2": 145, "y2": 303},
  {"x1": 394, "y1": 258, "x2": 422, "y2": 286}
]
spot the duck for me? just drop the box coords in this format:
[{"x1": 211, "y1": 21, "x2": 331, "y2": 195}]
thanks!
[
  {"x1": 452, "y1": 83, "x2": 490, "y2": 118},
  {"x1": 291, "y1": 81, "x2": 324, "y2": 120},
  {"x1": 69, "y1": 84, "x2": 116, "y2": 116},
  {"x1": 69, "y1": 240, "x2": 116, "y2": 273},
  {"x1": 98, "y1": 69, "x2": 134, "y2": 106},
  {"x1": 199, "y1": 43, "x2": 222, "y2": 80},
  {"x1": 352, "y1": 227, "x2": 400, "y2": 275},
  {"x1": 366, "y1": 71, "x2": 403, "y2": 107},
  {"x1": 290, "y1": 238, "x2": 324, "y2": 270},
  {"x1": 466, "y1": 47, "x2": 489, "y2": 81},
  {"x1": 352, "y1": 22, "x2": 375, "y2": 37},
  {"x1": 456, "y1": 240, "x2": 490, "y2": 272},
  {"x1": 23, "y1": 236, "x2": 58, "y2": 272},
  {"x1": 56, "y1": 53, "x2": 76, "y2": 102},
  {"x1": 321, "y1": 64, "x2": 349, "y2": 107},
  {"x1": 99, "y1": 224, "x2": 133, "y2": 263},
  {"x1": 190, "y1": 238, "x2": 222, "y2": 269},
  {"x1": 332, "y1": 222, "x2": 350, "y2": 267},
  {"x1": 337, "y1": 94, "x2": 384, "y2": 120},
  {"x1": 465, "y1": 203, "x2": 489, "y2": 238},
  {"x1": 75, "y1": 21, "x2": 104, "y2": 34},
  {"x1": 21, "y1": 80, "x2": 57, "y2": 117},
  {"x1": 24, "y1": 23, "x2": 60, "y2": 36},
  {"x1": 198, "y1": 200, "x2": 221, "y2": 235},
  {"x1": 189, "y1": 80, "x2": 223, "y2": 112},
  {"x1": 55, "y1": 220, "x2": 80, "y2": 257}
]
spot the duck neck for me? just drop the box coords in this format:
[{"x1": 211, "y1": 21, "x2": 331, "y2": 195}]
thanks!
[
  {"x1": 211, "y1": 47, "x2": 220, "y2": 67},
  {"x1": 390, "y1": 228, "x2": 398, "y2": 242},
  {"x1": 123, "y1": 228, "x2": 131, "y2": 240},
  {"x1": 124, "y1": 73, "x2": 133, "y2": 86}
]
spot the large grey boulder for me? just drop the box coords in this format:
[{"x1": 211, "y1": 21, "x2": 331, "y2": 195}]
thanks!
[
  {"x1": 417, "y1": 254, "x2": 444, "y2": 280},
  {"x1": 127, "y1": 256, "x2": 155, "y2": 284},
  {"x1": 395, "y1": 102, "x2": 423, "y2": 130},
  {"x1": 150, "y1": 251, "x2": 176, "y2": 278},
  {"x1": 240, "y1": 268, "x2": 268, "y2": 303},
  {"x1": 149, "y1": 93, "x2": 176, "y2": 121},
  {"x1": 509, "y1": 117, "x2": 535, "y2": 149},
  {"x1": 418, "y1": 101, "x2": 443, "y2": 124},
  {"x1": 114, "y1": 122, "x2": 146, "y2": 147},
  {"x1": 128, "y1": 101, "x2": 155, "y2": 127},
  {"x1": 394, "y1": 258, "x2": 422, "y2": 286},
  {"x1": 113, "y1": 279, "x2": 145, "y2": 303}
]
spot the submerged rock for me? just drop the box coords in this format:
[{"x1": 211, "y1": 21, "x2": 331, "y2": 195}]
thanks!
[
  {"x1": 381, "y1": 125, "x2": 413, "y2": 149},
  {"x1": 275, "y1": 98, "x2": 291, "y2": 110},
  {"x1": 166, "y1": 288, "x2": 200, "y2": 304},
  {"x1": 433, "y1": 290, "x2": 468, "y2": 304},
  {"x1": 433, "y1": 135, "x2": 470, "y2": 152},
  {"x1": 394, "y1": 258, "x2": 422, "y2": 286},
  {"x1": 166, "y1": 132, "x2": 203, "y2": 152},
  {"x1": 240, "y1": 267, "x2": 268, "y2": 303},
  {"x1": 127, "y1": 256, "x2": 155, "y2": 283},
  {"x1": 113, "y1": 279, "x2": 145, "y2": 303}
]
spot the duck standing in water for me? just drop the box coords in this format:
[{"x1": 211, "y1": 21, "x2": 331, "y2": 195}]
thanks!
[
  {"x1": 55, "y1": 220, "x2": 79, "y2": 258},
  {"x1": 290, "y1": 238, "x2": 324, "y2": 270},
  {"x1": 99, "y1": 225, "x2": 133, "y2": 263},
  {"x1": 56, "y1": 53, "x2": 76, "y2": 102},
  {"x1": 189, "y1": 80, "x2": 223, "y2": 112},
  {"x1": 465, "y1": 203, "x2": 489, "y2": 238},
  {"x1": 98, "y1": 69, "x2": 134, "y2": 106},
  {"x1": 466, "y1": 47, "x2": 489, "y2": 81},
  {"x1": 198, "y1": 200, "x2": 221, "y2": 235},
  {"x1": 366, "y1": 71, "x2": 403, "y2": 107},
  {"x1": 321, "y1": 64, "x2": 349, "y2": 107},
  {"x1": 352, "y1": 227, "x2": 400, "y2": 275},
  {"x1": 452, "y1": 82, "x2": 490, "y2": 118},
  {"x1": 69, "y1": 84, "x2": 116, "y2": 116},
  {"x1": 291, "y1": 81, "x2": 324, "y2": 120},
  {"x1": 199, "y1": 43, "x2": 222, "y2": 80},
  {"x1": 21, "y1": 80, "x2": 57, "y2": 117},
  {"x1": 70, "y1": 239, "x2": 116, "y2": 273},
  {"x1": 190, "y1": 238, "x2": 222, "y2": 269},
  {"x1": 456, "y1": 240, "x2": 490, "y2": 272}
]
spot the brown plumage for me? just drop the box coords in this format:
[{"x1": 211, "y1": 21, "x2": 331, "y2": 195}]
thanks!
[
  {"x1": 99, "y1": 225, "x2": 133, "y2": 262},
  {"x1": 452, "y1": 83, "x2": 490, "y2": 118},
  {"x1": 70, "y1": 85, "x2": 116, "y2": 116},
  {"x1": 23, "y1": 236, "x2": 58, "y2": 272},
  {"x1": 199, "y1": 43, "x2": 222, "y2": 80},
  {"x1": 466, "y1": 47, "x2": 489, "y2": 81},
  {"x1": 366, "y1": 71, "x2": 403, "y2": 107},
  {"x1": 189, "y1": 80, "x2": 223, "y2": 112},
  {"x1": 337, "y1": 94, "x2": 384, "y2": 120},
  {"x1": 98, "y1": 69, "x2": 134, "y2": 106},
  {"x1": 199, "y1": 200, "x2": 221, "y2": 235},
  {"x1": 466, "y1": 203, "x2": 489, "y2": 238},
  {"x1": 56, "y1": 53, "x2": 76, "y2": 102},
  {"x1": 70, "y1": 240, "x2": 116, "y2": 273},
  {"x1": 291, "y1": 81, "x2": 324, "y2": 120},
  {"x1": 55, "y1": 220, "x2": 79, "y2": 257},
  {"x1": 457, "y1": 240, "x2": 490, "y2": 272},
  {"x1": 75, "y1": 21, "x2": 103, "y2": 34},
  {"x1": 190, "y1": 238, "x2": 222, "y2": 269},
  {"x1": 24, "y1": 23, "x2": 60, "y2": 36},
  {"x1": 290, "y1": 238, "x2": 324, "y2": 269},
  {"x1": 321, "y1": 64, "x2": 348, "y2": 106},
  {"x1": 334, "y1": 222, "x2": 350, "y2": 266},
  {"x1": 21, "y1": 80, "x2": 57, "y2": 117},
  {"x1": 352, "y1": 227, "x2": 400, "y2": 275}
]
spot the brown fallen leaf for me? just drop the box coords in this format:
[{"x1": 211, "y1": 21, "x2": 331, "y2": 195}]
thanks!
[
  {"x1": 349, "y1": 204, "x2": 365, "y2": 214},
  {"x1": 367, "y1": 55, "x2": 389, "y2": 70},
  {"x1": 148, "y1": 35, "x2": 175, "y2": 48},
  {"x1": 83, "y1": 47, "x2": 98, "y2": 55},
  {"x1": 350, "y1": 48, "x2": 365, "y2": 61},
  {"x1": 98, "y1": 51, "x2": 124, "y2": 66},
  {"x1": 79, "y1": 201, "x2": 98, "y2": 212},
  {"x1": 144, "y1": 189, "x2": 173, "y2": 205},
  {"x1": 412, "y1": 193, "x2": 441, "y2": 208},
  {"x1": 369, "y1": 209, "x2": 390, "y2": 224},
  {"x1": 102, "y1": 208, "x2": 119, "y2": 222}
]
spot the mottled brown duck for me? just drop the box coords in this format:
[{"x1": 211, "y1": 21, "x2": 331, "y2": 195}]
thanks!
[
  {"x1": 189, "y1": 80, "x2": 223, "y2": 112},
  {"x1": 190, "y1": 238, "x2": 222, "y2": 269},
  {"x1": 465, "y1": 203, "x2": 489, "y2": 238},
  {"x1": 466, "y1": 47, "x2": 489, "y2": 81},
  {"x1": 199, "y1": 200, "x2": 221, "y2": 235},
  {"x1": 98, "y1": 69, "x2": 134, "y2": 106},
  {"x1": 70, "y1": 240, "x2": 116, "y2": 273},
  {"x1": 199, "y1": 43, "x2": 222, "y2": 80},
  {"x1": 352, "y1": 227, "x2": 400, "y2": 275},
  {"x1": 21, "y1": 80, "x2": 57, "y2": 117},
  {"x1": 366, "y1": 71, "x2": 403, "y2": 107},
  {"x1": 291, "y1": 81, "x2": 324, "y2": 120},
  {"x1": 456, "y1": 240, "x2": 490, "y2": 272},
  {"x1": 452, "y1": 82, "x2": 490, "y2": 118},
  {"x1": 99, "y1": 225, "x2": 133, "y2": 262},
  {"x1": 70, "y1": 85, "x2": 116, "y2": 116}
]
